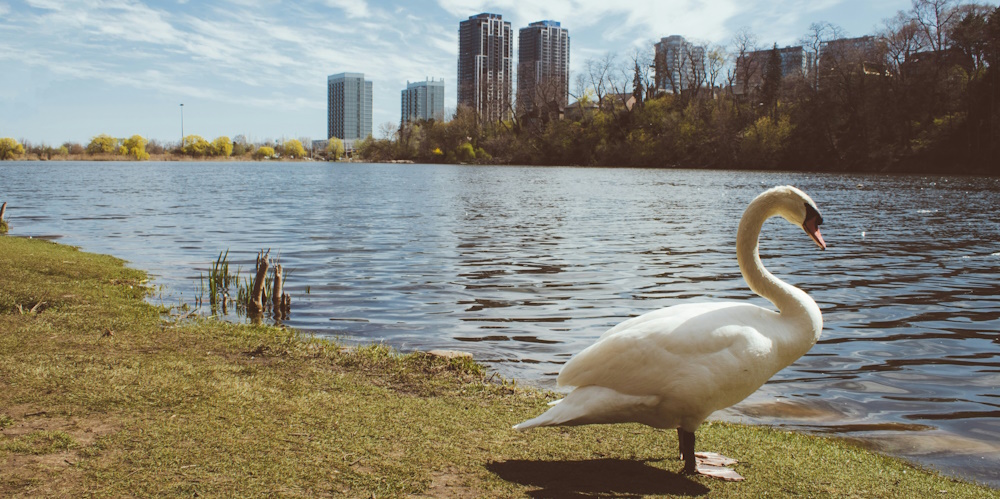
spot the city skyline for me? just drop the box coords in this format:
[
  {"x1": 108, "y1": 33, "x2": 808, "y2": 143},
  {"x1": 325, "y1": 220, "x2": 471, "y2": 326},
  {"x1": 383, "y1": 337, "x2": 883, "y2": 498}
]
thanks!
[{"x1": 1, "y1": 0, "x2": 925, "y2": 145}]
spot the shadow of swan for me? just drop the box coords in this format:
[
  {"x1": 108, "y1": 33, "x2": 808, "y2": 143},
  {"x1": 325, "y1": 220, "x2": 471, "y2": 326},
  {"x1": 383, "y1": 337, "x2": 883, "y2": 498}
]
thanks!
[{"x1": 486, "y1": 458, "x2": 711, "y2": 498}]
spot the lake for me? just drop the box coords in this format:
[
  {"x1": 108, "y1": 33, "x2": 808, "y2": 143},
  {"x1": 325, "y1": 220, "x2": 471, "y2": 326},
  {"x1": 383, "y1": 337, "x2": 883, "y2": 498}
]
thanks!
[{"x1": 2, "y1": 161, "x2": 998, "y2": 486}]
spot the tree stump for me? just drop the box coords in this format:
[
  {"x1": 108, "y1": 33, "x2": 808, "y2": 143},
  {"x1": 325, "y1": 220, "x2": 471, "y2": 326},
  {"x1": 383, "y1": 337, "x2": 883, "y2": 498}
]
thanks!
[{"x1": 249, "y1": 249, "x2": 269, "y2": 317}]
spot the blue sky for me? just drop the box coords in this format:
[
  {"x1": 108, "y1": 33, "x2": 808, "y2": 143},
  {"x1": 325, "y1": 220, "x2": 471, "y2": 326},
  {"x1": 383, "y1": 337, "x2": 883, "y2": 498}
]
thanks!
[{"x1": 1, "y1": 0, "x2": 923, "y2": 146}]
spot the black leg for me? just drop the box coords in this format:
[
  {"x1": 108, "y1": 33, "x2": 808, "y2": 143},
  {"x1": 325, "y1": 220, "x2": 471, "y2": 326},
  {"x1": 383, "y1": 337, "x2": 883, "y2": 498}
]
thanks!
[{"x1": 678, "y1": 428, "x2": 696, "y2": 474}]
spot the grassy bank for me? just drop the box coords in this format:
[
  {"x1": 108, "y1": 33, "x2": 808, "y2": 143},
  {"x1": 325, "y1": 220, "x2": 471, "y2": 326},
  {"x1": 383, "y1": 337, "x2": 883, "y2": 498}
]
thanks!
[{"x1": 1, "y1": 237, "x2": 997, "y2": 498}]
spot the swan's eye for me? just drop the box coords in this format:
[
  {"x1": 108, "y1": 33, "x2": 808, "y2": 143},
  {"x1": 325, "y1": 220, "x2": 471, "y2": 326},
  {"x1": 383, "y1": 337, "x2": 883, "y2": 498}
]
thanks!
[{"x1": 804, "y1": 203, "x2": 823, "y2": 225}]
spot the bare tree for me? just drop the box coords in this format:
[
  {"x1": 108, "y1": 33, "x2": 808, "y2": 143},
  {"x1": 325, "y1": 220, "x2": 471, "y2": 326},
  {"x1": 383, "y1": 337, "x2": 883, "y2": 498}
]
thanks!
[
  {"x1": 729, "y1": 27, "x2": 761, "y2": 96},
  {"x1": 881, "y1": 12, "x2": 927, "y2": 78},
  {"x1": 629, "y1": 46, "x2": 656, "y2": 103},
  {"x1": 911, "y1": 0, "x2": 960, "y2": 51},
  {"x1": 705, "y1": 44, "x2": 728, "y2": 98},
  {"x1": 586, "y1": 53, "x2": 616, "y2": 108},
  {"x1": 378, "y1": 122, "x2": 397, "y2": 141},
  {"x1": 800, "y1": 22, "x2": 846, "y2": 89}
]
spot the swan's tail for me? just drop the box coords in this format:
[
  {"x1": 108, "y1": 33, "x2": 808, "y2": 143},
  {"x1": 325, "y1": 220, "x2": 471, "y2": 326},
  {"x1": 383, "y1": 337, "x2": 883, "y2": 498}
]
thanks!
[
  {"x1": 512, "y1": 386, "x2": 658, "y2": 431},
  {"x1": 512, "y1": 399, "x2": 564, "y2": 431}
]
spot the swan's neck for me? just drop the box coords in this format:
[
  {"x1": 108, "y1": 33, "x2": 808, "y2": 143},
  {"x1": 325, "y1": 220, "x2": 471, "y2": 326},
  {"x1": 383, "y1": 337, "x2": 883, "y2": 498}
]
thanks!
[{"x1": 736, "y1": 198, "x2": 822, "y2": 340}]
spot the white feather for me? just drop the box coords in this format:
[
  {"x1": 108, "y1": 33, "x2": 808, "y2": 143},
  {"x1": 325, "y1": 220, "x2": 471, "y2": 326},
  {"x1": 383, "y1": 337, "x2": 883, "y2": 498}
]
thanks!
[{"x1": 514, "y1": 185, "x2": 825, "y2": 434}]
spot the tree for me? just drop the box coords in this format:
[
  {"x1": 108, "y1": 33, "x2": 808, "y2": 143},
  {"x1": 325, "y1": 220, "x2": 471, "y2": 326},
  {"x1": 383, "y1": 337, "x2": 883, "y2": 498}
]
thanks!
[
  {"x1": 326, "y1": 137, "x2": 345, "y2": 160},
  {"x1": 122, "y1": 135, "x2": 150, "y2": 160},
  {"x1": 283, "y1": 139, "x2": 306, "y2": 158},
  {"x1": 211, "y1": 136, "x2": 233, "y2": 157},
  {"x1": 87, "y1": 134, "x2": 117, "y2": 154},
  {"x1": 454, "y1": 142, "x2": 476, "y2": 163},
  {"x1": 951, "y1": 10, "x2": 990, "y2": 74},
  {"x1": 253, "y1": 146, "x2": 275, "y2": 160},
  {"x1": 740, "y1": 114, "x2": 794, "y2": 167},
  {"x1": 232, "y1": 135, "x2": 250, "y2": 157},
  {"x1": 912, "y1": 0, "x2": 961, "y2": 51},
  {"x1": 0, "y1": 138, "x2": 25, "y2": 160},
  {"x1": 761, "y1": 44, "x2": 783, "y2": 118},
  {"x1": 63, "y1": 142, "x2": 85, "y2": 155},
  {"x1": 182, "y1": 135, "x2": 210, "y2": 156}
]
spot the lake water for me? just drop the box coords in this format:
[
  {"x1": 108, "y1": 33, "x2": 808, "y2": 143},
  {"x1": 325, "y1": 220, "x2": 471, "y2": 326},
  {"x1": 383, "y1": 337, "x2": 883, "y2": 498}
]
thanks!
[{"x1": 2, "y1": 161, "x2": 999, "y2": 486}]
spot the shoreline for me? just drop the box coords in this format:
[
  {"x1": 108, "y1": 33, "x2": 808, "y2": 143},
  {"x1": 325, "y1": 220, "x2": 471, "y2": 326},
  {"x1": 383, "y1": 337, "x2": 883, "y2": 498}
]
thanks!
[
  {"x1": 4, "y1": 154, "x2": 996, "y2": 176},
  {"x1": 2, "y1": 236, "x2": 998, "y2": 496}
]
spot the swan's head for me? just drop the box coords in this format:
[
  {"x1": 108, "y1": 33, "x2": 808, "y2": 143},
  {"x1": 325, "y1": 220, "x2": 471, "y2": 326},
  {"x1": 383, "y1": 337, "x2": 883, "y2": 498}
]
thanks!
[{"x1": 767, "y1": 186, "x2": 826, "y2": 250}]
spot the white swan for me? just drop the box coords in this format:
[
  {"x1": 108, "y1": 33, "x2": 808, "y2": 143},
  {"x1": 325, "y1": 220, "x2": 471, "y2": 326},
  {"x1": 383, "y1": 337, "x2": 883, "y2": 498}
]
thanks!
[{"x1": 514, "y1": 185, "x2": 826, "y2": 479}]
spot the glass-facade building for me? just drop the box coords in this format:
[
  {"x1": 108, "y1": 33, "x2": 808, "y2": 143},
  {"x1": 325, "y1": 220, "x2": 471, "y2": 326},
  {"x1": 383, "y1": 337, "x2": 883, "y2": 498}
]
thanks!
[
  {"x1": 401, "y1": 78, "x2": 445, "y2": 125},
  {"x1": 328, "y1": 72, "x2": 373, "y2": 145}
]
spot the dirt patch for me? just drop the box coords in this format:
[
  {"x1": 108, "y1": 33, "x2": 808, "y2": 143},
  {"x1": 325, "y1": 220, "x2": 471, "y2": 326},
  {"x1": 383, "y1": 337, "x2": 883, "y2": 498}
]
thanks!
[
  {"x1": 0, "y1": 405, "x2": 119, "y2": 497},
  {"x1": 421, "y1": 467, "x2": 482, "y2": 498}
]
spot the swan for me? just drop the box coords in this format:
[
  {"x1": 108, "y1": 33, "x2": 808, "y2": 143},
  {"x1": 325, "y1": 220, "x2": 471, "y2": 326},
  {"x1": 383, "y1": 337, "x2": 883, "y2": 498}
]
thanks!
[{"x1": 514, "y1": 185, "x2": 826, "y2": 479}]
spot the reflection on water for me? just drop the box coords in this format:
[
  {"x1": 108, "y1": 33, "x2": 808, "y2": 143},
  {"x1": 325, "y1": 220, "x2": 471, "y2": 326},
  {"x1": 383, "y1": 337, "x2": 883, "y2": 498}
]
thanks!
[{"x1": 2, "y1": 161, "x2": 999, "y2": 487}]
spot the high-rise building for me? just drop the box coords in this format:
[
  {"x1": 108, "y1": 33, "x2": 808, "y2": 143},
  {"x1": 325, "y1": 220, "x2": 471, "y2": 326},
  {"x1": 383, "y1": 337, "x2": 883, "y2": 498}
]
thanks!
[
  {"x1": 654, "y1": 35, "x2": 705, "y2": 94},
  {"x1": 327, "y1": 72, "x2": 372, "y2": 147},
  {"x1": 401, "y1": 78, "x2": 446, "y2": 125},
  {"x1": 457, "y1": 13, "x2": 513, "y2": 123},
  {"x1": 517, "y1": 20, "x2": 570, "y2": 120}
]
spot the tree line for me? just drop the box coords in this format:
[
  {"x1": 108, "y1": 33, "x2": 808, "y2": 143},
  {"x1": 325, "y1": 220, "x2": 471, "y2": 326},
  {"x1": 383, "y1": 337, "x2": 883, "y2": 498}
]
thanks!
[
  {"x1": 358, "y1": 0, "x2": 999, "y2": 175},
  {"x1": 1, "y1": 134, "x2": 347, "y2": 161}
]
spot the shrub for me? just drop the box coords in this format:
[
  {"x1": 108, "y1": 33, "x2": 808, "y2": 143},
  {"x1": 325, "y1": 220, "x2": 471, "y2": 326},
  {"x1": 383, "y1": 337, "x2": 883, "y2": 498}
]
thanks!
[
  {"x1": 0, "y1": 138, "x2": 25, "y2": 160},
  {"x1": 86, "y1": 134, "x2": 117, "y2": 155},
  {"x1": 211, "y1": 136, "x2": 233, "y2": 157},
  {"x1": 254, "y1": 146, "x2": 275, "y2": 160}
]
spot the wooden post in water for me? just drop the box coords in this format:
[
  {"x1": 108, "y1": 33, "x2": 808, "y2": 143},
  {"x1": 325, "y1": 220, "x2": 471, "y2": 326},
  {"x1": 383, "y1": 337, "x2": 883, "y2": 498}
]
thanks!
[
  {"x1": 249, "y1": 249, "x2": 269, "y2": 317},
  {"x1": 0, "y1": 202, "x2": 6, "y2": 222}
]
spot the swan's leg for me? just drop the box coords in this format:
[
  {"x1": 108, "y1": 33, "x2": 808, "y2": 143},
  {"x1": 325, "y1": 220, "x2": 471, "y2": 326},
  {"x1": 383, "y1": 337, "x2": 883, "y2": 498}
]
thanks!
[{"x1": 678, "y1": 429, "x2": 696, "y2": 474}]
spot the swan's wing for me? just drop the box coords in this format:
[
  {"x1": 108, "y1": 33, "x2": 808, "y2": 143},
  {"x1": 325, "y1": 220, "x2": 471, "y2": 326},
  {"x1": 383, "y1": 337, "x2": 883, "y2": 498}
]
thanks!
[{"x1": 557, "y1": 303, "x2": 780, "y2": 398}]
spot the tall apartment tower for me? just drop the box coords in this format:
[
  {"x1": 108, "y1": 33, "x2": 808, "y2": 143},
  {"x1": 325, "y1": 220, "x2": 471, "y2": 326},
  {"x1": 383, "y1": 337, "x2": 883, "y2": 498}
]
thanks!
[
  {"x1": 457, "y1": 13, "x2": 513, "y2": 123},
  {"x1": 327, "y1": 72, "x2": 373, "y2": 146},
  {"x1": 654, "y1": 35, "x2": 705, "y2": 94},
  {"x1": 517, "y1": 20, "x2": 570, "y2": 119},
  {"x1": 401, "y1": 78, "x2": 446, "y2": 125}
]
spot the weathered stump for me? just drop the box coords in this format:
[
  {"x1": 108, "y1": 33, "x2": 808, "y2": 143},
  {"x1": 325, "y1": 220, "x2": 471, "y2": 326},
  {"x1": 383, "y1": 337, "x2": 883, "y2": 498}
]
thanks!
[{"x1": 249, "y1": 249, "x2": 269, "y2": 317}]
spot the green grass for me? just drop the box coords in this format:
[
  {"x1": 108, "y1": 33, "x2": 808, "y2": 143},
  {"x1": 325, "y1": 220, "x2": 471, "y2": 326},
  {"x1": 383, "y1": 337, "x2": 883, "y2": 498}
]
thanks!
[{"x1": 1, "y1": 236, "x2": 997, "y2": 497}]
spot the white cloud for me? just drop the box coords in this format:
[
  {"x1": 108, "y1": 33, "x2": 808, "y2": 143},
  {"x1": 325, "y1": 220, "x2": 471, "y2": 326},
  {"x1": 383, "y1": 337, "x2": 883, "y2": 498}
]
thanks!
[
  {"x1": 436, "y1": 0, "x2": 742, "y2": 44},
  {"x1": 324, "y1": 0, "x2": 370, "y2": 18}
]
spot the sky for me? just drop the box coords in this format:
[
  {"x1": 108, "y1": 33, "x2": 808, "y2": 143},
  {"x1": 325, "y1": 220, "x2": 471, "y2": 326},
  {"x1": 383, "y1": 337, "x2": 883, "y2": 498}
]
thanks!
[{"x1": 0, "y1": 0, "x2": 930, "y2": 146}]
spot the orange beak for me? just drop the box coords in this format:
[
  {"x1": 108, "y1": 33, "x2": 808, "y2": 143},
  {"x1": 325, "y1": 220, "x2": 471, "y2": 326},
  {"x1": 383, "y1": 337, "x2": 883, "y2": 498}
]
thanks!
[{"x1": 803, "y1": 216, "x2": 826, "y2": 250}]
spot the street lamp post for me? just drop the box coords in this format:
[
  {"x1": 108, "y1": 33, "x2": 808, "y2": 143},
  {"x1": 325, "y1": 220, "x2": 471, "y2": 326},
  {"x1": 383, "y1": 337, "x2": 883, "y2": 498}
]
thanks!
[{"x1": 180, "y1": 103, "x2": 184, "y2": 149}]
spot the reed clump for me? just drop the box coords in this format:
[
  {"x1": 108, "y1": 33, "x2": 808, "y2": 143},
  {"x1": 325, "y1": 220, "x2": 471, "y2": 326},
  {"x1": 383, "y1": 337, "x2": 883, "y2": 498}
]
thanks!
[{"x1": 197, "y1": 248, "x2": 290, "y2": 320}]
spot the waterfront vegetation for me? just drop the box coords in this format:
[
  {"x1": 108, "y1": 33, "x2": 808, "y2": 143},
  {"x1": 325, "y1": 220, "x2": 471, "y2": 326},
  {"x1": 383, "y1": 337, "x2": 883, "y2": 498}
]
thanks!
[
  {"x1": 354, "y1": 2, "x2": 1000, "y2": 175},
  {"x1": 3, "y1": 235, "x2": 1000, "y2": 496}
]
